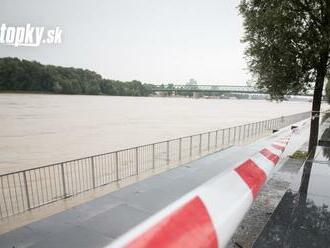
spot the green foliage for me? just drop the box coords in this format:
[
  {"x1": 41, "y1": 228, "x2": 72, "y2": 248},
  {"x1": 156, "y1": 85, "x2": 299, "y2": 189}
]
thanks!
[
  {"x1": 0, "y1": 57, "x2": 150, "y2": 96},
  {"x1": 239, "y1": 0, "x2": 330, "y2": 100},
  {"x1": 289, "y1": 150, "x2": 308, "y2": 160}
]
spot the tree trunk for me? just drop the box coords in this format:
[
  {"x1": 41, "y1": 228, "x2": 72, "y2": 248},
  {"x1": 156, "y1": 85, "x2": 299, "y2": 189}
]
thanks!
[{"x1": 308, "y1": 51, "x2": 329, "y2": 153}]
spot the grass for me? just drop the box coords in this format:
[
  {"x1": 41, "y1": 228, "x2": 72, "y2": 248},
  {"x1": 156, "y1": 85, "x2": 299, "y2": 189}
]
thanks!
[{"x1": 289, "y1": 150, "x2": 309, "y2": 160}]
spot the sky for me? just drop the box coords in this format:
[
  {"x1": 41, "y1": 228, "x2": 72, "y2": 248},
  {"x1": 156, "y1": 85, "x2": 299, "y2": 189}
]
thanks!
[{"x1": 0, "y1": 0, "x2": 249, "y2": 85}]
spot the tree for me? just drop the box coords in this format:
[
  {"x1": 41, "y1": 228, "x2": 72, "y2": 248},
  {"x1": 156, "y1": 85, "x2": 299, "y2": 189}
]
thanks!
[
  {"x1": 0, "y1": 57, "x2": 154, "y2": 97},
  {"x1": 239, "y1": 0, "x2": 330, "y2": 153}
]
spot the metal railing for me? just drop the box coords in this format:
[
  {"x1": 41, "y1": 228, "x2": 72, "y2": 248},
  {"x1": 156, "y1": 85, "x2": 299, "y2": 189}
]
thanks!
[{"x1": 0, "y1": 111, "x2": 310, "y2": 219}]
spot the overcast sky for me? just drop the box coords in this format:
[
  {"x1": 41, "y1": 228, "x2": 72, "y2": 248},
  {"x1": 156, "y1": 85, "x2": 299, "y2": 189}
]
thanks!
[{"x1": 0, "y1": 0, "x2": 248, "y2": 85}]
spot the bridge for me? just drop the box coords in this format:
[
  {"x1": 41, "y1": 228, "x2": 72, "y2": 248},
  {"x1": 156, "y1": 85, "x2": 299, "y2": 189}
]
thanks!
[
  {"x1": 151, "y1": 84, "x2": 315, "y2": 96},
  {"x1": 151, "y1": 84, "x2": 262, "y2": 93}
]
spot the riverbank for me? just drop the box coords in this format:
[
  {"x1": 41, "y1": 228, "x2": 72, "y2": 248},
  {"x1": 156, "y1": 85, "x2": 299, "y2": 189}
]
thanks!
[{"x1": 0, "y1": 91, "x2": 315, "y2": 103}]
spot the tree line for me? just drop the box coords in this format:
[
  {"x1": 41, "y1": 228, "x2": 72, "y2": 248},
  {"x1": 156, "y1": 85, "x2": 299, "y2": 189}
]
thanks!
[
  {"x1": 0, "y1": 58, "x2": 243, "y2": 98},
  {"x1": 0, "y1": 57, "x2": 155, "y2": 96}
]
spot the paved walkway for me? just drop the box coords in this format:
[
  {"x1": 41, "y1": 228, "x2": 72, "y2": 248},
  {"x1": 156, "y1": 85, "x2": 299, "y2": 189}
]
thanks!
[
  {"x1": 0, "y1": 124, "x2": 307, "y2": 248},
  {"x1": 253, "y1": 120, "x2": 330, "y2": 247},
  {"x1": 253, "y1": 145, "x2": 330, "y2": 247}
]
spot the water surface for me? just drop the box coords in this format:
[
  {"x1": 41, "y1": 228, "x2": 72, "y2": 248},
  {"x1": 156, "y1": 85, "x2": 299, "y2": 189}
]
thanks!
[{"x1": 0, "y1": 93, "x2": 311, "y2": 173}]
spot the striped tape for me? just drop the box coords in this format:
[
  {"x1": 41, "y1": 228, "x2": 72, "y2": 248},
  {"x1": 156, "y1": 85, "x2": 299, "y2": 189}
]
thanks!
[{"x1": 109, "y1": 135, "x2": 291, "y2": 248}]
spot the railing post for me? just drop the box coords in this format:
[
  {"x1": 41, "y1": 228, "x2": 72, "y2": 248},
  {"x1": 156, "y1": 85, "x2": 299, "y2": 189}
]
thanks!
[
  {"x1": 23, "y1": 171, "x2": 31, "y2": 210},
  {"x1": 245, "y1": 124, "x2": 248, "y2": 140},
  {"x1": 207, "y1": 132, "x2": 210, "y2": 152},
  {"x1": 166, "y1": 141, "x2": 170, "y2": 165},
  {"x1": 179, "y1": 138, "x2": 182, "y2": 161},
  {"x1": 222, "y1": 129, "x2": 225, "y2": 147},
  {"x1": 135, "y1": 147, "x2": 139, "y2": 175},
  {"x1": 152, "y1": 144, "x2": 155, "y2": 169},
  {"x1": 199, "y1": 134, "x2": 202, "y2": 155},
  {"x1": 215, "y1": 130, "x2": 218, "y2": 149},
  {"x1": 255, "y1": 122, "x2": 257, "y2": 136},
  {"x1": 239, "y1": 125, "x2": 242, "y2": 143},
  {"x1": 243, "y1": 125, "x2": 246, "y2": 140},
  {"x1": 91, "y1": 156, "x2": 96, "y2": 188},
  {"x1": 60, "y1": 163, "x2": 67, "y2": 197},
  {"x1": 242, "y1": 125, "x2": 244, "y2": 140},
  {"x1": 115, "y1": 151, "x2": 119, "y2": 180},
  {"x1": 228, "y1": 128, "x2": 231, "y2": 144},
  {"x1": 257, "y1": 122, "x2": 259, "y2": 135},
  {"x1": 256, "y1": 122, "x2": 259, "y2": 135},
  {"x1": 252, "y1": 123, "x2": 254, "y2": 137},
  {"x1": 190, "y1": 136, "x2": 193, "y2": 157},
  {"x1": 274, "y1": 119, "x2": 277, "y2": 129},
  {"x1": 233, "y1": 126, "x2": 237, "y2": 144}
]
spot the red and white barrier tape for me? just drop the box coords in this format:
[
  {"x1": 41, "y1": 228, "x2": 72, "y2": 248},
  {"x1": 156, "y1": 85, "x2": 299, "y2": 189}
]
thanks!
[{"x1": 108, "y1": 136, "x2": 291, "y2": 248}]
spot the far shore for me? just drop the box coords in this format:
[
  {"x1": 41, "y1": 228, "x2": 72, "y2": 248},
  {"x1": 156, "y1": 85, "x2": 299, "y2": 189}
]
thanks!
[{"x1": 0, "y1": 90, "x2": 316, "y2": 102}]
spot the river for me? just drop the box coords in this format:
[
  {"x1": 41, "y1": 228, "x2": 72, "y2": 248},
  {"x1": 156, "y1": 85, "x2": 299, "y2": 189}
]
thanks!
[{"x1": 0, "y1": 93, "x2": 312, "y2": 173}]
